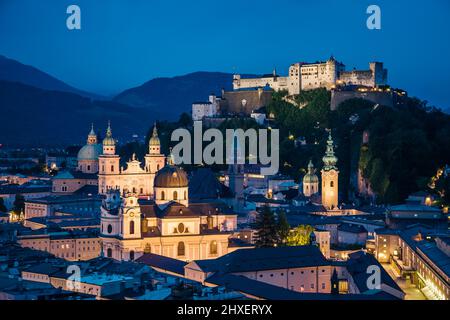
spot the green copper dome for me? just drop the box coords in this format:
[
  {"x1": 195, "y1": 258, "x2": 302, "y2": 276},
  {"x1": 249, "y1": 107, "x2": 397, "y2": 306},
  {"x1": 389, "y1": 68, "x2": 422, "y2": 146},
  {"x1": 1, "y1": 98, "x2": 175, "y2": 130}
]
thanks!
[
  {"x1": 303, "y1": 160, "x2": 319, "y2": 184},
  {"x1": 78, "y1": 144, "x2": 102, "y2": 160},
  {"x1": 78, "y1": 125, "x2": 102, "y2": 160}
]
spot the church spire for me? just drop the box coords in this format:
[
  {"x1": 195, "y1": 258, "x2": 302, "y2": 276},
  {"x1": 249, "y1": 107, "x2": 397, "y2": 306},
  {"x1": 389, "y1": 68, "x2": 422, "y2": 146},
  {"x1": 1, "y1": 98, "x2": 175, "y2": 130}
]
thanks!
[
  {"x1": 152, "y1": 122, "x2": 158, "y2": 138},
  {"x1": 149, "y1": 122, "x2": 161, "y2": 155},
  {"x1": 322, "y1": 130, "x2": 338, "y2": 170},
  {"x1": 103, "y1": 121, "x2": 115, "y2": 147},
  {"x1": 87, "y1": 123, "x2": 97, "y2": 144},
  {"x1": 167, "y1": 148, "x2": 175, "y2": 165},
  {"x1": 307, "y1": 159, "x2": 314, "y2": 174}
]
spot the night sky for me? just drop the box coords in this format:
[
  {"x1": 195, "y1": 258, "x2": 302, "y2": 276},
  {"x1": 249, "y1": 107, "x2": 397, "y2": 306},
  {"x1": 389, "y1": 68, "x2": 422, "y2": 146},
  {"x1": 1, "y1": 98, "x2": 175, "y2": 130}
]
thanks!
[{"x1": 1, "y1": 0, "x2": 449, "y2": 109}]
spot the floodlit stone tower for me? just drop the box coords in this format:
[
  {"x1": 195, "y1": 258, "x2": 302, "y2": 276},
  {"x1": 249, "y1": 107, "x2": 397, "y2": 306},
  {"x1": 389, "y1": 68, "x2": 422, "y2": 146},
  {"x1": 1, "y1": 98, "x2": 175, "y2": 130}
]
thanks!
[{"x1": 321, "y1": 131, "x2": 339, "y2": 209}]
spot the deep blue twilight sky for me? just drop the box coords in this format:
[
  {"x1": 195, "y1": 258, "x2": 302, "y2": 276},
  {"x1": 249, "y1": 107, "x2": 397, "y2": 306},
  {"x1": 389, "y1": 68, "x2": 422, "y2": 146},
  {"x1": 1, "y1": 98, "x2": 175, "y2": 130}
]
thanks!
[{"x1": 0, "y1": 0, "x2": 450, "y2": 109}]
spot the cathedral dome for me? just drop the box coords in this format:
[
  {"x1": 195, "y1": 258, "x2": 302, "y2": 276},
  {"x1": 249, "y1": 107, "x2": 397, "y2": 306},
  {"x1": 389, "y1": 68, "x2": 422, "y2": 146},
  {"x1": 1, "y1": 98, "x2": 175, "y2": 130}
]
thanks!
[
  {"x1": 78, "y1": 144, "x2": 102, "y2": 161},
  {"x1": 154, "y1": 165, "x2": 188, "y2": 188},
  {"x1": 78, "y1": 125, "x2": 102, "y2": 161}
]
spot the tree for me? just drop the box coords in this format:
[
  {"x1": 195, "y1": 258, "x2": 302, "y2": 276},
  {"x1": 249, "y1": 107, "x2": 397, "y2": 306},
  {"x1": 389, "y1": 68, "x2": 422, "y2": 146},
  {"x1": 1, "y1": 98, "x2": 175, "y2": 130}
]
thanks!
[
  {"x1": 254, "y1": 206, "x2": 278, "y2": 248},
  {"x1": 276, "y1": 210, "x2": 290, "y2": 245},
  {"x1": 13, "y1": 193, "x2": 25, "y2": 214},
  {"x1": 178, "y1": 112, "x2": 192, "y2": 128},
  {"x1": 0, "y1": 197, "x2": 7, "y2": 212},
  {"x1": 286, "y1": 225, "x2": 314, "y2": 246}
]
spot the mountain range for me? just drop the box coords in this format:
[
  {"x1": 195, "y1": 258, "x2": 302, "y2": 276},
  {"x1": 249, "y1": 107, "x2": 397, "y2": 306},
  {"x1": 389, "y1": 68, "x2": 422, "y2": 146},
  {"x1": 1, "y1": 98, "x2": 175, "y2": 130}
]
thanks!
[
  {"x1": 0, "y1": 55, "x2": 240, "y2": 146},
  {"x1": 0, "y1": 55, "x2": 100, "y2": 99}
]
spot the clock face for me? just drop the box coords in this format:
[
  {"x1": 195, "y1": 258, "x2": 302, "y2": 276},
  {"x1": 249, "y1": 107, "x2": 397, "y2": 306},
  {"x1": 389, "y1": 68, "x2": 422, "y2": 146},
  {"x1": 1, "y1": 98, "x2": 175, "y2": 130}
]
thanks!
[{"x1": 128, "y1": 211, "x2": 134, "y2": 217}]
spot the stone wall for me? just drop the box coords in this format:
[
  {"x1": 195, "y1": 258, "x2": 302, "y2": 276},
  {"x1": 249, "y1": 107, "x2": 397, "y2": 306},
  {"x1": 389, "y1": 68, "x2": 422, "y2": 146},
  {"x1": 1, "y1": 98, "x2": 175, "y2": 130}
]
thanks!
[{"x1": 331, "y1": 90, "x2": 394, "y2": 110}]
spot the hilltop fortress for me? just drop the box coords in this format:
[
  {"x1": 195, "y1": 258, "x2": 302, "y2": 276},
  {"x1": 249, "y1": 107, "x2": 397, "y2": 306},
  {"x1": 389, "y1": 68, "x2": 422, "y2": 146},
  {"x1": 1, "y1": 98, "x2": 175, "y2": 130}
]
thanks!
[{"x1": 232, "y1": 56, "x2": 387, "y2": 95}]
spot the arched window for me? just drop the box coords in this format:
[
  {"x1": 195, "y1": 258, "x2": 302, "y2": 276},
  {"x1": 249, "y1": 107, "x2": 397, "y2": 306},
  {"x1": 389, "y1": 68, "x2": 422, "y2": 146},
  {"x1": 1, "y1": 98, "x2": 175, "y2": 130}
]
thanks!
[
  {"x1": 157, "y1": 164, "x2": 160, "y2": 171},
  {"x1": 173, "y1": 191, "x2": 178, "y2": 200},
  {"x1": 161, "y1": 191, "x2": 165, "y2": 200},
  {"x1": 129, "y1": 221, "x2": 135, "y2": 234},
  {"x1": 87, "y1": 165, "x2": 91, "y2": 171},
  {"x1": 107, "y1": 224, "x2": 113, "y2": 234},
  {"x1": 330, "y1": 181, "x2": 334, "y2": 188},
  {"x1": 107, "y1": 248, "x2": 112, "y2": 258},
  {"x1": 132, "y1": 187, "x2": 136, "y2": 193},
  {"x1": 184, "y1": 191, "x2": 187, "y2": 200},
  {"x1": 210, "y1": 241, "x2": 218, "y2": 255},
  {"x1": 129, "y1": 250, "x2": 135, "y2": 261},
  {"x1": 177, "y1": 242, "x2": 185, "y2": 256}
]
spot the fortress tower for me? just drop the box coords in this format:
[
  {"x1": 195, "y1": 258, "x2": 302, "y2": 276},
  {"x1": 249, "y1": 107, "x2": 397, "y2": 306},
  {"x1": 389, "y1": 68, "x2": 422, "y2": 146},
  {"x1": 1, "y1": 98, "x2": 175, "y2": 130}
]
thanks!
[{"x1": 321, "y1": 131, "x2": 339, "y2": 210}]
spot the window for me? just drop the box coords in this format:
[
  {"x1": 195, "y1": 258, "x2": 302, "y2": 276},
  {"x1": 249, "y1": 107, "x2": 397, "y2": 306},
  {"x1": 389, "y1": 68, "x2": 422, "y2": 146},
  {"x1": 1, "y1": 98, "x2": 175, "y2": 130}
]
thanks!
[
  {"x1": 173, "y1": 191, "x2": 178, "y2": 200},
  {"x1": 210, "y1": 241, "x2": 217, "y2": 255},
  {"x1": 161, "y1": 191, "x2": 165, "y2": 200},
  {"x1": 129, "y1": 250, "x2": 135, "y2": 261},
  {"x1": 87, "y1": 165, "x2": 91, "y2": 171},
  {"x1": 129, "y1": 221, "x2": 135, "y2": 234},
  {"x1": 107, "y1": 248, "x2": 112, "y2": 258},
  {"x1": 111, "y1": 165, "x2": 114, "y2": 172},
  {"x1": 178, "y1": 223, "x2": 185, "y2": 233},
  {"x1": 107, "y1": 224, "x2": 112, "y2": 234},
  {"x1": 184, "y1": 191, "x2": 187, "y2": 200},
  {"x1": 177, "y1": 242, "x2": 185, "y2": 256},
  {"x1": 330, "y1": 181, "x2": 334, "y2": 188}
]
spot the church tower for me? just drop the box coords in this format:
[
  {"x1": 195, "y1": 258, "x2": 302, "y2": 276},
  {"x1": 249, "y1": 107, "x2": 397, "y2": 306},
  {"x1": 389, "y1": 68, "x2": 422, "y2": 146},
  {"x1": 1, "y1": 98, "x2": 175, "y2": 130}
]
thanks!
[
  {"x1": 98, "y1": 122, "x2": 121, "y2": 194},
  {"x1": 144, "y1": 123, "x2": 165, "y2": 174},
  {"x1": 321, "y1": 131, "x2": 339, "y2": 209},
  {"x1": 303, "y1": 160, "x2": 319, "y2": 197},
  {"x1": 119, "y1": 193, "x2": 142, "y2": 240}
]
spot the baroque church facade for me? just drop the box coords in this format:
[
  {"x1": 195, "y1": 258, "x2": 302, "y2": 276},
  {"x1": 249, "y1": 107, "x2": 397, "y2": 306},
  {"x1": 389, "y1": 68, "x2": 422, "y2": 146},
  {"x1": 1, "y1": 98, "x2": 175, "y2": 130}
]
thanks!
[
  {"x1": 98, "y1": 123, "x2": 166, "y2": 196},
  {"x1": 99, "y1": 160, "x2": 239, "y2": 262}
]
